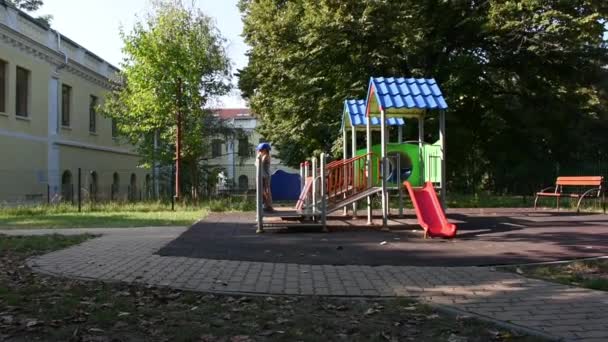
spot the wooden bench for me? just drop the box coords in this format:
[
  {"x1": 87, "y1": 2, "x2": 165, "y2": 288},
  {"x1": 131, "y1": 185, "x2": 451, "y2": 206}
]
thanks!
[{"x1": 534, "y1": 176, "x2": 605, "y2": 212}]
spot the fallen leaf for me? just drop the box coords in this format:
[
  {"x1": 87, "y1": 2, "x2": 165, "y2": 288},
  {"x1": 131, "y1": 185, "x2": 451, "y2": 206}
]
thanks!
[
  {"x1": 25, "y1": 319, "x2": 43, "y2": 328},
  {"x1": 230, "y1": 336, "x2": 253, "y2": 342},
  {"x1": 447, "y1": 334, "x2": 468, "y2": 342}
]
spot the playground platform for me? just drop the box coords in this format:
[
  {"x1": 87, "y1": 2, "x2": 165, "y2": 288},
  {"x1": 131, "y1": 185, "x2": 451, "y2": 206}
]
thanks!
[{"x1": 159, "y1": 208, "x2": 608, "y2": 267}]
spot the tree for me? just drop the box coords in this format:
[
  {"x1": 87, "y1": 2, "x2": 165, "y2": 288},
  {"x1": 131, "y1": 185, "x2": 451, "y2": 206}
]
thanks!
[
  {"x1": 238, "y1": 0, "x2": 608, "y2": 194},
  {"x1": 102, "y1": 0, "x2": 231, "y2": 200}
]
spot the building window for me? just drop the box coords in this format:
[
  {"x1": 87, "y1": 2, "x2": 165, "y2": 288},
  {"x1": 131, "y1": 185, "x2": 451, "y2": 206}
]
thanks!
[
  {"x1": 89, "y1": 95, "x2": 97, "y2": 132},
  {"x1": 238, "y1": 175, "x2": 249, "y2": 191},
  {"x1": 111, "y1": 118, "x2": 118, "y2": 138},
  {"x1": 15, "y1": 66, "x2": 29, "y2": 117},
  {"x1": 0, "y1": 60, "x2": 6, "y2": 113},
  {"x1": 61, "y1": 84, "x2": 71, "y2": 126},
  {"x1": 238, "y1": 137, "x2": 250, "y2": 157},
  {"x1": 211, "y1": 139, "x2": 222, "y2": 158}
]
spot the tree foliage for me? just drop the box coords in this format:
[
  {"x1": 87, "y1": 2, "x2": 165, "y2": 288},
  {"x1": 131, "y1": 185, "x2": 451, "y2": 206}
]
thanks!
[
  {"x1": 238, "y1": 0, "x2": 608, "y2": 193},
  {"x1": 101, "y1": 0, "x2": 232, "y2": 198}
]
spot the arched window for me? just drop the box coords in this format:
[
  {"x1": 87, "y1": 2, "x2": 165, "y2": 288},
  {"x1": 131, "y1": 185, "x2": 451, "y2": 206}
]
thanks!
[
  {"x1": 112, "y1": 172, "x2": 120, "y2": 200},
  {"x1": 129, "y1": 173, "x2": 137, "y2": 201},
  {"x1": 238, "y1": 175, "x2": 249, "y2": 192},
  {"x1": 89, "y1": 171, "x2": 98, "y2": 201},
  {"x1": 61, "y1": 170, "x2": 73, "y2": 202}
]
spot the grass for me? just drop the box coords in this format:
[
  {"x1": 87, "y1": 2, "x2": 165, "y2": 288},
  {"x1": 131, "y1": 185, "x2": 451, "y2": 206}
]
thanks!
[
  {"x1": 0, "y1": 234, "x2": 545, "y2": 342},
  {"x1": 502, "y1": 259, "x2": 608, "y2": 291},
  {"x1": 0, "y1": 202, "x2": 207, "y2": 229}
]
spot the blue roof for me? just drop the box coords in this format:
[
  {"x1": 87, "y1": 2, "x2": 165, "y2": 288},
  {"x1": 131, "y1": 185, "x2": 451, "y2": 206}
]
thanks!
[
  {"x1": 343, "y1": 99, "x2": 405, "y2": 129},
  {"x1": 367, "y1": 77, "x2": 448, "y2": 111}
]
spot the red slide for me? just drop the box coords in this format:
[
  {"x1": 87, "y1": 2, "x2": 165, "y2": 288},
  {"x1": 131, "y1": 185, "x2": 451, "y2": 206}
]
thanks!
[{"x1": 404, "y1": 181, "x2": 457, "y2": 238}]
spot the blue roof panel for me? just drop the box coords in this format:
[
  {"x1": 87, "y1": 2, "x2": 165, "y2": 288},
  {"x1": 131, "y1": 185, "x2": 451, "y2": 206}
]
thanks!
[
  {"x1": 368, "y1": 77, "x2": 448, "y2": 110},
  {"x1": 343, "y1": 99, "x2": 407, "y2": 128}
]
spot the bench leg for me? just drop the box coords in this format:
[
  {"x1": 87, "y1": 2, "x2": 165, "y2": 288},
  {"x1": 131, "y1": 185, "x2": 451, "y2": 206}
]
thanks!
[
  {"x1": 534, "y1": 195, "x2": 539, "y2": 210},
  {"x1": 556, "y1": 197, "x2": 560, "y2": 211}
]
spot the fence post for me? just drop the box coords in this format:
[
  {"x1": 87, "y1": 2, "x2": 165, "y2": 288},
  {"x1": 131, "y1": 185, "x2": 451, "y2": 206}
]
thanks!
[
  {"x1": 77, "y1": 168, "x2": 82, "y2": 213},
  {"x1": 256, "y1": 154, "x2": 264, "y2": 233},
  {"x1": 47, "y1": 184, "x2": 50, "y2": 205},
  {"x1": 171, "y1": 164, "x2": 175, "y2": 211}
]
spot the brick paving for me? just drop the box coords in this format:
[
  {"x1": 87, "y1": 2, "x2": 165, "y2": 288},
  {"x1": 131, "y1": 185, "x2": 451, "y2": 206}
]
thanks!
[{"x1": 2, "y1": 220, "x2": 608, "y2": 341}]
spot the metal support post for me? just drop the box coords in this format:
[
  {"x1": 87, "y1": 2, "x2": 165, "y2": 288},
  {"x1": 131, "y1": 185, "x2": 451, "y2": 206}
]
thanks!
[
  {"x1": 320, "y1": 153, "x2": 328, "y2": 232},
  {"x1": 342, "y1": 125, "x2": 348, "y2": 216},
  {"x1": 439, "y1": 110, "x2": 447, "y2": 210},
  {"x1": 256, "y1": 154, "x2": 264, "y2": 233},
  {"x1": 312, "y1": 156, "x2": 318, "y2": 219},
  {"x1": 304, "y1": 161, "x2": 310, "y2": 215},
  {"x1": 366, "y1": 115, "x2": 372, "y2": 225},
  {"x1": 398, "y1": 154, "x2": 403, "y2": 218},
  {"x1": 380, "y1": 112, "x2": 388, "y2": 230},
  {"x1": 418, "y1": 114, "x2": 425, "y2": 185},
  {"x1": 351, "y1": 127, "x2": 358, "y2": 216}
]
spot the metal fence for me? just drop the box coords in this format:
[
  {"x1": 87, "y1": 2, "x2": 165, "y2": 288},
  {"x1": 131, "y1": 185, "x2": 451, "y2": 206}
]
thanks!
[{"x1": 0, "y1": 163, "x2": 265, "y2": 206}]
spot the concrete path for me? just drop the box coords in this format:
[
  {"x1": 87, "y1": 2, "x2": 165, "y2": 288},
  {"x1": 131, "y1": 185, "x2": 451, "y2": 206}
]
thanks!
[{"x1": 2, "y1": 226, "x2": 608, "y2": 341}]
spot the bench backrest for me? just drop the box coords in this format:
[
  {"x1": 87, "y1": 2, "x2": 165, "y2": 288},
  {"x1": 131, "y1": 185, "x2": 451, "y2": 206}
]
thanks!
[{"x1": 556, "y1": 176, "x2": 603, "y2": 187}]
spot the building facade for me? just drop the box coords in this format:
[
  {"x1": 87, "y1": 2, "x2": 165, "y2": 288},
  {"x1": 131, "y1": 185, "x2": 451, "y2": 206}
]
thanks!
[
  {"x1": 208, "y1": 108, "x2": 297, "y2": 193},
  {"x1": 0, "y1": 4, "x2": 148, "y2": 203}
]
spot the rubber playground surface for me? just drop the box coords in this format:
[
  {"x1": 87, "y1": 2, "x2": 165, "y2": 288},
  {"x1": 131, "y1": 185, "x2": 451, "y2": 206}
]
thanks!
[{"x1": 158, "y1": 208, "x2": 608, "y2": 267}]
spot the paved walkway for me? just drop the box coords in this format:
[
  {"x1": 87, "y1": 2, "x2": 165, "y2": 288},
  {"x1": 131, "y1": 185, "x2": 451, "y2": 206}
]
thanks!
[{"x1": 2, "y1": 225, "x2": 608, "y2": 341}]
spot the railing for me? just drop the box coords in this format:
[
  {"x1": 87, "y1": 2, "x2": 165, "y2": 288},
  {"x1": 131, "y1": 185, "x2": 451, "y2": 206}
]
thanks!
[{"x1": 326, "y1": 153, "x2": 379, "y2": 206}]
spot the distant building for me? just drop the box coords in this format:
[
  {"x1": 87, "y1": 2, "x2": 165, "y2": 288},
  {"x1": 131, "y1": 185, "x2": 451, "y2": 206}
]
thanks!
[
  {"x1": 208, "y1": 108, "x2": 297, "y2": 193},
  {"x1": 0, "y1": 4, "x2": 148, "y2": 203}
]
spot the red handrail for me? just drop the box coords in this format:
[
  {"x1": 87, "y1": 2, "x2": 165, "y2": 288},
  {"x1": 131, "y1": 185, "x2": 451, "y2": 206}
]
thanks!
[{"x1": 326, "y1": 153, "x2": 379, "y2": 205}]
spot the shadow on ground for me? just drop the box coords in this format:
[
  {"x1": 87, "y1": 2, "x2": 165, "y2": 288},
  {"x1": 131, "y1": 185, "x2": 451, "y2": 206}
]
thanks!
[{"x1": 157, "y1": 209, "x2": 608, "y2": 267}]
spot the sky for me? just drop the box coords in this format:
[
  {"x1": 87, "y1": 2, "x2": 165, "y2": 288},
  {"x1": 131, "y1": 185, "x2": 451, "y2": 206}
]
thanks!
[{"x1": 33, "y1": 0, "x2": 249, "y2": 108}]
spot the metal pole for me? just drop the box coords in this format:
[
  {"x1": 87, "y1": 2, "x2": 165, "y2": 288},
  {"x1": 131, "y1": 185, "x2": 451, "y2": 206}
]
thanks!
[
  {"x1": 366, "y1": 115, "x2": 372, "y2": 225},
  {"x1": 77, "y1": 168, "x2": 81, "y2": 212},
  {"x1": 351, "y1": 126, "x2": 357, "y2": 216},
  {"x1": 304, "y1": 161, "x2": 310, "y2": 214},
  {"x1": 439, "y1": 110, "x2": 447, "y2": 210},
  {"x1": 342, "y1": 124, "x2": 348, "y2": 216},
  {"x1": 171, "y1": 165, "x2": 175, "y2": 211},
  {"x1": 300, "y1": 162, "x2": 304, "y2": 194},
  {"x1": 380, "y1": 111, "x2": 388, "y2": 230},
  {"x1": 398, "y1": 154, "x2": 403, "y2": 218},
  {"x1": 419, "y1": 114, "x2": 425, "y2": 185},
  {"x1": 320, "y1": 153, "x2": 328, "y2": 232},
  {"x1": 47, "y1": 184, "x2": 50, "y2": 204},
  {"x1": 312, "y1": 156, "x2": 318, "y2": 219},
  {"x1": 398, "y1": 125, "x2": 403, "y2": 144},
  {"x1": 256, "y1": 154, "x2": 264, "y2": 233}
]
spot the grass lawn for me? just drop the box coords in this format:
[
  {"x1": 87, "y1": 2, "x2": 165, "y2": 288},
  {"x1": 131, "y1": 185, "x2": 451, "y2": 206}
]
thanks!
[
  {"x1": 0, "y1": 234, "x2": 544, "y2": 342},
  {"x1": 502, "y1": 259, "x2": 608, "y2": 291},
  {"x1": 0, "y1": 202, "x2": 207, "y2": 229}
]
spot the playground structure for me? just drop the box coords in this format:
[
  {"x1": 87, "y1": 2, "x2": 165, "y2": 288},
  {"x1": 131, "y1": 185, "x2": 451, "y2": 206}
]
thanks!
[{"x1": 256, "y1": 77, "x2": 456, "y2": 238}]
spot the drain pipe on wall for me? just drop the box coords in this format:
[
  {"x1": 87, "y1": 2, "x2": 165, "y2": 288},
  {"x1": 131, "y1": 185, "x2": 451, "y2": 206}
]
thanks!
[{"x1": 54, "y1": 30, "x2": 68, "y2": 72}]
